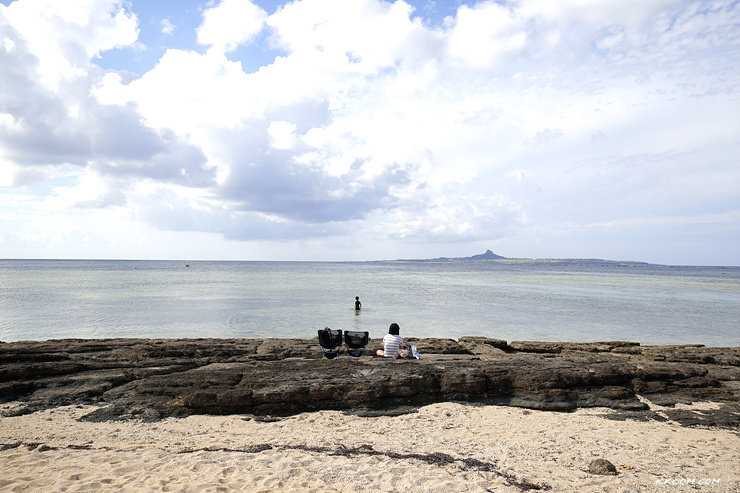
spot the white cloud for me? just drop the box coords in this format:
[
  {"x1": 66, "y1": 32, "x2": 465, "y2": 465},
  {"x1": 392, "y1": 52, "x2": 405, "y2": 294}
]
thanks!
[
  {"x1": 516, "y1": 0, "x2": 683, "y2": 29},
  {"x1": 3, "y1": 36, "x2": 15, "y2": 52},
  {"x1": 197, "y1": 0, "x2": 267, "y2": 53},
  {"x1": 101, "y1": 49, "x2": 256, "y2": 134},
  {"x1": 0, "y1": 0, "x2": 738, "y2": 265},
  {"x1": 48, "y1": 168, "x2": 126, "y2": 209},
  {"x1": 446, "y1": 2, "x2": 527, "y2": 68},
  {"x1": 267, "y1": 0, "x2": 440, "y2": 73},
  {"x1": 161, "y1": 18, "x2": 175, "y2": 36},
  {"x1": 0, "y1": 0, "x2": 138, "y2": 90},
  {"x1": 0, "y1": 159, "x2": 18, "y2": 187},
  {"x1": 267, "y1": 120, "x2": 297, "y2": 150}
]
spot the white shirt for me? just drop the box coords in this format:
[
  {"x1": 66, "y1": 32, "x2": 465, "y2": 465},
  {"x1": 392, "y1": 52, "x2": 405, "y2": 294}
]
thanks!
[{"x1": 382, "y1": 334, "x2": 404, "y2": 358}]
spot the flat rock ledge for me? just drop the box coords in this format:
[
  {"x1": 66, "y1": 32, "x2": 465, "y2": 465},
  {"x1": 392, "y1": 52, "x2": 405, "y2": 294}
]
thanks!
[{"x1": 1, "y1": 337, "x2": 738, "y2": 428}]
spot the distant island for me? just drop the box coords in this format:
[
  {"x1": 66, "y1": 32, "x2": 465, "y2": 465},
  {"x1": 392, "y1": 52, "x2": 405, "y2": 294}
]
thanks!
[
  {"x1": 394, "y1": 249, "x2": 507, "y2": 262},
  {"x1": 387, "y1": 250, "x2": 650, "y2": 266}
]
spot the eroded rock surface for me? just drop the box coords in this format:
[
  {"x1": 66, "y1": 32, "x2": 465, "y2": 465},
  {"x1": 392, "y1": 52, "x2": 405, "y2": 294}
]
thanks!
[{"x1": 1, "y1": 338, "x2": 738, "y2": 428}]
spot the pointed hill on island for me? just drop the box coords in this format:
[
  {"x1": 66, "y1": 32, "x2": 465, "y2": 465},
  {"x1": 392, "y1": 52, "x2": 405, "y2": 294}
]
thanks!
[
  {"x1": 392, "y1": 250, "x2": 507, "y2": 262},
  {"x1": 468, "y1": 250, "x2": 506, "y2": 260}
]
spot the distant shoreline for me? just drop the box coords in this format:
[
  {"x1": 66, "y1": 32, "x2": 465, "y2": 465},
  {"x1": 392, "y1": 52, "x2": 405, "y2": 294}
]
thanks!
[
  {"x1": 2, "y1": 257, "x2": 738, "y2": 268},
  {"x1": 379, "y1": 248, "x2": 652, "y2": 266},
  {"x1": 380, "y1": 257, "x2": 653, "y2": 266}
]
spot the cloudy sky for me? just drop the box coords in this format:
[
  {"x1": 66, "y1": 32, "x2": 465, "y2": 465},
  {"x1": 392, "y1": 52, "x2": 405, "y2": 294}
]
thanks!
[{"x1": 0, "y1": 0, "x2": 738, "y2": 265}]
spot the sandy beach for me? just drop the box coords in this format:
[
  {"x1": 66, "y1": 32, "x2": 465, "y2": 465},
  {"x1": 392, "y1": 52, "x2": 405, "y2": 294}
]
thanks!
[{"x1": 1, "y1": 399, "x2": 737, "y2": 493}]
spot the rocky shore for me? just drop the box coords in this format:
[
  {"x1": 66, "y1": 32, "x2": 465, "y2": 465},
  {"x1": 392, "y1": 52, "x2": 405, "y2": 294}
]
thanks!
[{"x1": 1, "y1": 337, "x2": 738, "y2": 428}]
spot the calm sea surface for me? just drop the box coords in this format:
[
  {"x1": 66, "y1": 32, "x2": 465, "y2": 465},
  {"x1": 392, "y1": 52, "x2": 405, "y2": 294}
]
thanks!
[{"x1": 1, "y1": 260, "x2": 738, "y2": 346}]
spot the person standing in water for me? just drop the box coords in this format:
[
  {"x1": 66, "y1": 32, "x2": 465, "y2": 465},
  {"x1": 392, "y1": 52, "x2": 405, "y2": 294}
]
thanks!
[{"x1": 354, "y1": 296, "x2": 362, "y2": 310}]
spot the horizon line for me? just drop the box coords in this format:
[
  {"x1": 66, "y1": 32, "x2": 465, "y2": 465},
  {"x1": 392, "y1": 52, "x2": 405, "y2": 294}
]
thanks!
[{"x1": 1, "y1": 257, "x2": 738, "y2": 268}]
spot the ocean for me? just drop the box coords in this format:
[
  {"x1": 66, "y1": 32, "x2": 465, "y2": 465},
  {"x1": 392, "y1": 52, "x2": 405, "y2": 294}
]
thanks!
[{"x1": 1, "y1": 259, "x2": 738, "y2": 346}]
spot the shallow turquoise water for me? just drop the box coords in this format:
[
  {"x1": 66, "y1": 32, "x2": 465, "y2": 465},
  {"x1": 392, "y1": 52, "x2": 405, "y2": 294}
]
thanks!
[{"x1": 1, "y1": 260, "x2": 738, "y2": 346}]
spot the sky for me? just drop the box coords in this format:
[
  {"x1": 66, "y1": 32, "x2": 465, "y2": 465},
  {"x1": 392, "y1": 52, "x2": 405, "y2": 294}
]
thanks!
[{"x1": 0, "y1": 0, "x2": 738, "y2": 265}]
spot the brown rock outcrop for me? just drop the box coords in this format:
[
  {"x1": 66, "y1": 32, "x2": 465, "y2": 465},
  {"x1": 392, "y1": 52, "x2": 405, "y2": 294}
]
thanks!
[{"x1": 1, "y1": 338, "x2": 737, "y2": 428}]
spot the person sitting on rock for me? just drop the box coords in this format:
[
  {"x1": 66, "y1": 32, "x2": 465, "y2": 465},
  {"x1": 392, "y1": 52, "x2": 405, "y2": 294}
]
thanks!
[{"x1": 376, "y1": 323, "x2": 403, "y2": 357}]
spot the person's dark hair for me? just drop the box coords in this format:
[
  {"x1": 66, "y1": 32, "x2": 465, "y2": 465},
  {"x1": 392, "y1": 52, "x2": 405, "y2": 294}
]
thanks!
[{"x1": 388, "y1": 323, "x2": 400, "y2": 335}]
